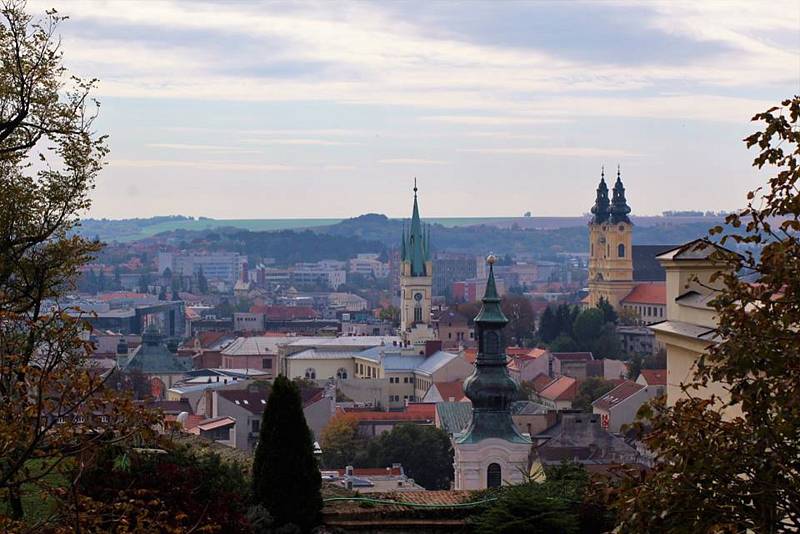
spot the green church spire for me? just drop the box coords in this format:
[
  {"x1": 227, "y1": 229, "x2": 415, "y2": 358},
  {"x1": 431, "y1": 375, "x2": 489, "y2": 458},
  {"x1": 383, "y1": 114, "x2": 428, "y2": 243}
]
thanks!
[
  {"x1": 407, "y1": 180, "x2": 427, "y2": 276},
  {"x1": 610, "y1": 165, "x2": 631, "y2": 224},
  {"x1": 457, "y1": 255, "x2": 529, "y2": 445},
  {"x1": 590, "y1": 166, "x2": 611, "y2": 224}
]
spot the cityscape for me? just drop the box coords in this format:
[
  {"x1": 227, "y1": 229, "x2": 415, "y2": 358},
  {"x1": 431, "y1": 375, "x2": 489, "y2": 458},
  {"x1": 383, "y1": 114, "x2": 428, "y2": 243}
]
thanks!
[{"x1": 1, "y1": 1, "x2": 798, "y2": 533}]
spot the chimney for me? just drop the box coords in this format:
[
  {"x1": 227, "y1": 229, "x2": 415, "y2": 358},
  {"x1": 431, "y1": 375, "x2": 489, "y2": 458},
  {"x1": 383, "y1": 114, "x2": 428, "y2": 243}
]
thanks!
[
  {"x1": 424, "y1": 340, "x2": 442, "y2": 357},
  {"x1": 345, "y1": 465, "x2": 353, "y2": 476}
]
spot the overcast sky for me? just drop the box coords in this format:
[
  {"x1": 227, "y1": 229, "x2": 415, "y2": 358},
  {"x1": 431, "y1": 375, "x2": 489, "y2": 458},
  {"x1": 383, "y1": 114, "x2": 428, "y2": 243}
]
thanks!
[{"x1": 33, "y1": 0, "x2": 800, "y2": 219}]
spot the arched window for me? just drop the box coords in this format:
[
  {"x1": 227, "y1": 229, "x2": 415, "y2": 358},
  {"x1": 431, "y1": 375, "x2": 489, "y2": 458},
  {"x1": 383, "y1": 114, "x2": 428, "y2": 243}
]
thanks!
[
  {"x1": 618, "y1": 243, "x2": 625, "y2": 258},
  {"x1": 487, "y1": 463, "x2": 501, "y2": 488},
  {"x1": 304, "y1": 368, "x2": 316, "y2": 380},
  {"x1": 336, "y1": 368, "x2": 348, "y2": 380},
  {"x1": 414, "y1": 306, "x2": 422, "y2": 323}
]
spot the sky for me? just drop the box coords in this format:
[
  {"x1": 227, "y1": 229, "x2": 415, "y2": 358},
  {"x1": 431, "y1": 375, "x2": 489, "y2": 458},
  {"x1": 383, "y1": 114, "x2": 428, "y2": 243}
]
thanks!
[{"x1": 30, "y1": 0, "x2": 800, "y2": 219}]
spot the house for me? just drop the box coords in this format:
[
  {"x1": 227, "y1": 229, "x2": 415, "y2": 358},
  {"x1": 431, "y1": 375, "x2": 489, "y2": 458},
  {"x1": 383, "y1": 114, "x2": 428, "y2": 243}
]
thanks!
[
  {"x1": 186, "y1": 416, "x2": 236, "y2": 447},
  {"x1": 434, "y1": 309, "x2": 474, "y2": 350},
  {"x1": 648, "y1": 240, "x2": 738, "y2": 417},
  {"x1": 535, "y1": 375, "x2": 577, "y2": 410},
  {"x1": 219, "y1": 335, "x2": 294, "y2": 376},
  {"x1": 412, "y1": 350, "x2": 474, "y2": 400},
  {"x1": 531, "y1": 412, "x2": 643, "y2": 476},
  {"x1": 422, "y1": 381, "x2": 467, "y2": 403},
  {"x1": 507, "y1": 347, "x2": 550, "y2": 383},
  {"x1": 585, "y1": 359, "x2": 628, "y2": 381},
  {"x1": 551, "y1": 352, "x2": 594, "y2": 379},
  {"x1": 620, "y1": 282, "x2": 667, "y2": 325},
  {"x1": 321, "y1": 465, "x2": 424, "y2": 493},
  {"x1": 617, "y1": 325, "x2": 660, "y2": 356},
  {"x1": 636, "y1": 369, "x2": 667, "y2": 396},
  {"x1": 592, "y1": 380, "x2": 662, "y2": 433},
  {"x1": 177, "y1": 330, "x2": 235, "y2": 369},
  {"x1": 210, "y1": 384, "x2": 333, "y2": 451},
  {"x1": 342, "y1": 403, "x2": 436, "y2": 438}
]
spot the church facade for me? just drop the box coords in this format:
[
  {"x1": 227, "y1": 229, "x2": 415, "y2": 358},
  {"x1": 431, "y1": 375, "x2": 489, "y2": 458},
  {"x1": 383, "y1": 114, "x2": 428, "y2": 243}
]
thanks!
[
  {"x1": 399, "y1": 184, "x2": 435, "y2": 345},
  {"x1": 453, "y1": 255, "x2": 532, "y2": 490},
  {"x1": 587, "y1": 168, "x2": 636, "y2": 310}
]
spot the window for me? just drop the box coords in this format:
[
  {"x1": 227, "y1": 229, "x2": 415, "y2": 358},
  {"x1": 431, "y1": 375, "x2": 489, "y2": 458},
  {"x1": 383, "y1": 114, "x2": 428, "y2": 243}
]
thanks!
[
  {"x1": 448, "y1": 332, "x2": 452, "y2": 339},
  {"x1": 403, "y1": 377, "x2": 409, "y2": 383},
  {"x1": 251, "y1": 419, "x2": 260, "y2": 433},
  {"x1": 262, "y1": 358, "x2": 272, "y2": 369},
  {"x1": 487, "y1": 463, "x2": 502, "y2": 488},
  {"x1": 414, "y1": 306, "x2": 422, "y2": 323},
  {"x1": 304, "y1": 368, "x2": 316, "y2": 379},
  {"x1": 618, "y1": 243, "x2": 625, "y2": 258},
  {"x1": 483, "y1": 331, "x2": 500, "y2": 354},
  {"x1": 336, "y1": 368, "x2": 348, "y2": 380}
]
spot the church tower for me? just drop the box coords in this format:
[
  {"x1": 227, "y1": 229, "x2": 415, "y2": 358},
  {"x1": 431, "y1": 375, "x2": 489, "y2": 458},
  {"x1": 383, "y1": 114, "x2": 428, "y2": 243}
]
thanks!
[
  {"x1": 399, "y1": 182, "x2": 434, "y2": 344},
  {"x1": 453, "y1": 255, "x2": 531, "y2": 490},
  {"x1": 588, "y1": 167, "x2": 635, "y2": 309}
]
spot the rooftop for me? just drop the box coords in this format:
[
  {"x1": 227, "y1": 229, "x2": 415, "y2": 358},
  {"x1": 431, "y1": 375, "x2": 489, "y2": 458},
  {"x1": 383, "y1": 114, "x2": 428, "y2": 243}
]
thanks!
[
  {"x1": 221, "y1": 336, "x2": 294, "y2": 356},
  {"x1": 538, "y1": 375, "x2": 577, "y2": 401},
  {"x1": 622, "y1": 282, "x2": 666, "y2": 306},
  {"x1": 592, "y1": 381, "x2": 645, "y2": 411},
  {"x1": 638, "y1": 369, "x2": 667, "y2": 386}
]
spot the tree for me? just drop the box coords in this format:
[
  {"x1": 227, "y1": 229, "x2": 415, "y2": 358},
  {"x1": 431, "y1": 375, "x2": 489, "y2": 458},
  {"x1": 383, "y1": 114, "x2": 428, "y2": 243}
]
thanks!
[
  {"x1": 538, "y1": 305, "x2": 559, "y2": 342},
  {"x1": 572, "y1": 377, "x2": 617, "y2": 413},
  {"x1": 549, "y1": 333, "x2": 578, "y2": 353},
  {"x1": 365, "y1": 424, "x2": 453, "y2": 490},
  {"x1": 252, "y1": 375, "x2": 321, "y2": 531},
  {"x1": 501, "y1": 294, "x2": 537, "y2": 347},
  {"x1": 319, "y1": 414, "x2": 364, "y2": 469},
  {"x1": 470, "y1": 463, "x2": 614, "y2": 534},
  {"x1": 197, "y1": 266, "x2": 208, "y2": 294},
  {"x1": 0, "y1": 2, "x2": 156, "y2": 522},
  {"x1": 596, "y1": 297, "x2": 618, "y2": 324},
  {"x1": 572, "y1": 308, "x2": 604, "y2": 348},
  {"x1": 614, "y1": 97, "x2": 800, "y2": 531}
]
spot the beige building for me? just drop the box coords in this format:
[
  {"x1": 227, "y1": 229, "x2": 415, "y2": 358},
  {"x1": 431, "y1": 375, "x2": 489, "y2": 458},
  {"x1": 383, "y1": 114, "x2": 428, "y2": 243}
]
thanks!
[
  {"x1": 649, "y1": 240, "x2": 739, "y2": 417},
  {"x1": 587, "y1": 169, "x2": 636, "y2": 309}
]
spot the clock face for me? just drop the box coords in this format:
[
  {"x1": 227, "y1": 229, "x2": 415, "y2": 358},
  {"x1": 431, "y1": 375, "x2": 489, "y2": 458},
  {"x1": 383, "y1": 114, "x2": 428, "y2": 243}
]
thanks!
[{"x1": 414, "y1": 292, "x2": 423, "y2": 302}]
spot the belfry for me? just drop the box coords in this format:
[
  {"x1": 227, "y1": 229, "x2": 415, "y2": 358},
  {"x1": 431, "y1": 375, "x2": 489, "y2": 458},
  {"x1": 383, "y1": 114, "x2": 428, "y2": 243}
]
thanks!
[
  {"x1": 587, "y1": 166, "x2": 635, "y2": 309},
  {"x1": 399, "y1": 181, "x2": 435, "y2": 345},
  {"x1": 453, "y1": 255, "x2": 531, "y2": 489}
]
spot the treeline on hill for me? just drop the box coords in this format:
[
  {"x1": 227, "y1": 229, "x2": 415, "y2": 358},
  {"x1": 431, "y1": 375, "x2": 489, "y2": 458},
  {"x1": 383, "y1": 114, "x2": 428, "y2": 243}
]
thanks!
[
  {"x1": 82, "y1": 211, "x2": 726, "y2": 258},
  {"x1": 539, "y1": 299, "x2": 621, "y2": 358}
]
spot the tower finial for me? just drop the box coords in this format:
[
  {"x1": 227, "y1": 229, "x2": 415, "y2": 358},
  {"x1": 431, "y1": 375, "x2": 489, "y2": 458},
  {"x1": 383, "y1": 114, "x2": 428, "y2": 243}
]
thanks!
[
  {"x1": 413, "y1": 177, "x2": 417, "y2": 195},
  {"x1": 601, "y1": 165, "x2": 605, "y2": 180},
  {"x1": 617, "y1": 164, "x2": 621, "y2": 180}
]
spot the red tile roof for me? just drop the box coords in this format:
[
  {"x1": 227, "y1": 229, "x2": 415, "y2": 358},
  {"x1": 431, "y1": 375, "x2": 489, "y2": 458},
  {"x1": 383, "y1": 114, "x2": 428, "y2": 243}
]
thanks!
[
  {"x1": 432, "y1": 381, "x2": 466, "y2": 402},
  {"x1": 343, "y1": 404, "x2": 435, "y2": 422},
  {"x1": 593, "y1": 381, "x2": 645, "y2": 411},
  {"x1": 539, "y1": 375, "x2": 577, "y2": 401},
  {"x1": 461, "y1": 348, "x2": 477, "y2": 365},
  {"x1": 639, "y1": 369, "x2": 667, "y2": 386},
  {"x1": 622, "y1": 282, "x2": 666, "y2": 305},
  {"x1": 530, "y1": 373, "x2": 555, "y2": 393},
  {"x1": 197, "y1": 331, "x2": 230, "y2": 349}
]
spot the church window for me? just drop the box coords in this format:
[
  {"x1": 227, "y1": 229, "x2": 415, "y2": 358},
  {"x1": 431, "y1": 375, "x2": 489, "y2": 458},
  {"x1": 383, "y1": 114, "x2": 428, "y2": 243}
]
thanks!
[
  {"x1": 618, "y1": 243, "x2": 625, "y2": 258},
  {"x1": 304, "y1": 368, "x2": 316, "y2": 380},
  {"x1": 487, "y1": 463, "x2": 501, "y2": 488},
  {"x1": 336, "y1": 368, "x2": 348, "y2": 380},
  {"x1": 414, "y1": 306, "x2": 422, "y2": 323}
]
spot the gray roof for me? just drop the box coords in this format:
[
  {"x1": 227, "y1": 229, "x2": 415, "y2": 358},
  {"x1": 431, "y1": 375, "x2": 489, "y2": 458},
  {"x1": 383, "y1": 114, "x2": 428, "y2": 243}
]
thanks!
[
  {"x1": 649, "y1": 320, "x2": 717, "y2": 341},
  {"x1": 382, "y1": 354, "x2": 426, "y2": 372},
  {"x1": 534, "y1": 413, "x2": 640, "y2": 466},
  {"x1": 436, "y1": 402, "x2": 472, "y2": 435},
  {"x1": 632, "y1": 245, "x2": 676, "y2": 281},
  {"x1": 286, "y1": 336, "x2": 401, "y2": 348},
  {"x1": 221, "y1": 336, "x2": 294, "y2": 356},
  {"x1": 123, "y1": 343, "x2": 192, "y2": 375},
  {"x1": 414, "y1": 350, "x2": 460, "y2": 376},
  {"x1": 286, "y1": 348, "x2": 367, "y2": 360},
  {"x1": 511, "y1": 400, "x2": 549, "y2": 416}
]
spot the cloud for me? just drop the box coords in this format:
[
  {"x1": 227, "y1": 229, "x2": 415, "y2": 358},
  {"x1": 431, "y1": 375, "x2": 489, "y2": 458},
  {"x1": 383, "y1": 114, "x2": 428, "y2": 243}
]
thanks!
[
  {"x1": 147, "y1": 143, "x2": 261, "y2": 154},
  {"x1": 378, "y1": 158, "x2": 448, "y2": 165},
  {"x1": 110, "y1": 159, "x2": 303, "y2": 172},
  {"x1": 458, "y1": 147, "x2": 641, "y2": 158},
  {"x1": 242, "y1": 138, "x2": 362, "y2": 146}
]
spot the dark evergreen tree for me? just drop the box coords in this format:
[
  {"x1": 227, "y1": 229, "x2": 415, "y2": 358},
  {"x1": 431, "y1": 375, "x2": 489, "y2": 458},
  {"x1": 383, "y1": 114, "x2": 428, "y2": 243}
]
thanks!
[
  {"x1": 252, "y1": 375, "x2": 321, "y2": 532},
  {"x1": 539, "y1": 306, "x2": 558, "y2": 343},
  {"x1": 596, "y1": 297, "x2": 618, "y2": 324},
  {"x1": 364, "y1": 424, "x2": 453, "y2": 490},
  {"x1": 197, "y1": 267, "x2": 208, "y2": 294}
]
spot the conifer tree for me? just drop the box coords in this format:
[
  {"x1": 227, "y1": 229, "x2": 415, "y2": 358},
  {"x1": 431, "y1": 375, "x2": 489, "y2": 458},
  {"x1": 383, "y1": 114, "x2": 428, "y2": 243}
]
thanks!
[{"x1": 252, "y1": 375, "x2": 321, "y2": 532}]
